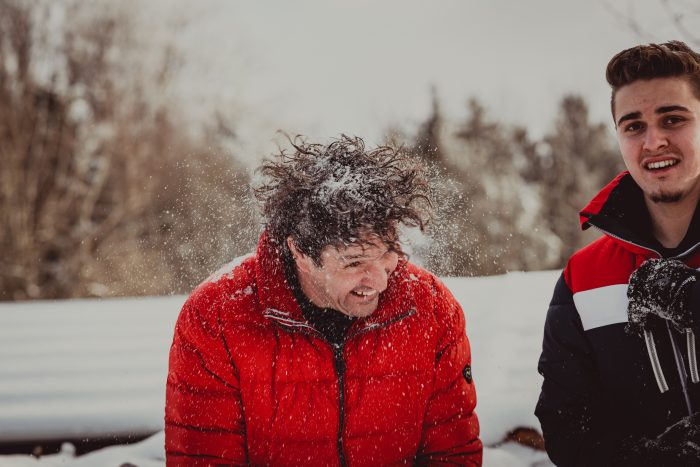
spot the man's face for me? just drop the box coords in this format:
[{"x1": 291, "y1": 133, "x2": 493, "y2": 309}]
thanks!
[
  {"x1": 290, "y1": 235, "x2": 400, "y2": 318},
  {"x1": 614, "y1": 76, "x2": 700, "y2": 205}
]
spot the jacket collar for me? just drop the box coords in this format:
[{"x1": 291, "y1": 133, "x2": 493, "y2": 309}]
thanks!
[
  {"x1": 254, "y1": 232, "x2": 418, "y2": 335},
  {"x1": 580, "y1": 171, "x2": 700, "y2": 258}
]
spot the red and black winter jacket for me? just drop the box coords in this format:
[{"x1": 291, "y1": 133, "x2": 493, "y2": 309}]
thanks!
[
  {"x1": 536, "y1": 172, "x2": 700, "y2": 466},
  {"x1": 165, "y1": 232, "x2": 482, "y2": 466}
]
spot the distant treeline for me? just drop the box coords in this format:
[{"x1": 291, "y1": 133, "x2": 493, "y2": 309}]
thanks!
[
  {"x1": 399, "y1": 94, "x2": 623, "y2": 277},
  {"x1": 0, "y1": 1, "x2": 623, "y2": 300}
]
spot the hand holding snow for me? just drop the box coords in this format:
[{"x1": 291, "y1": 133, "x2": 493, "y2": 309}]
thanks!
[{"x1": 626, "y1": 258, "x2": 699, "y2": 336}]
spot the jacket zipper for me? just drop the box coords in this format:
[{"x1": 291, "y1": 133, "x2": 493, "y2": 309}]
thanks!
[
  {"x1": 265, "y1": 308, "x2": 416, "y2": 467},
  {"x1": 587, "y1": 223, "x2": 661, "y2": 257},
  {"x1": 329, "y1": 309, "x2": 416, "y2": 467},
  {"x1": 588, "y1": 222, "x2": 700, "y2": 260},
  {"x1": 333, "y1": 342, "x2": 347, "y2": 467}
]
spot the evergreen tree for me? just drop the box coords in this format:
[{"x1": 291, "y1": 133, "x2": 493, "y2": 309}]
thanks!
[
  {"x1": 525, "y1": 95, "x2": 623, "y2": 266},
  {"x1": 412, "y1": 97, "x2": 553, "y2": 276}
]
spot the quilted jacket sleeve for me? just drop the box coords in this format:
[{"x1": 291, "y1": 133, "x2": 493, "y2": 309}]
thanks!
[
  {"x1": 416, "y1": 278, "x2": 482, "y2": 466},
  {"x1": 164, "y1": 289, "x2": 247, "y2": 466},
  {"x1": 535, "y1": 273, "x2": 611, "y2": 466}
]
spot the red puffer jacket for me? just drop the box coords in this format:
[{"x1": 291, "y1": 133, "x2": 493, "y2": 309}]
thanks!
[{"x1": 165, "y1": 233, "x2": 482, "y2": 466}]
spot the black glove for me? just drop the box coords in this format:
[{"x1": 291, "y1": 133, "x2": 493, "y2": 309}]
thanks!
[
  {"x1": 615, "y1": 412, "x2": 700, "y2": 466},
  {"x1": 626, "y1": 258, "x2": 699, "y2": 336}
]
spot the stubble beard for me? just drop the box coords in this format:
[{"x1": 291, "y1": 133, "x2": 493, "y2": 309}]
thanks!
[{"x1": 650, "y1": 191, "x2": 683, "y2": 203}]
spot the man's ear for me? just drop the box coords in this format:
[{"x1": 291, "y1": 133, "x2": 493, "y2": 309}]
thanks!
[{"x1": 287, "y1": 237, "x2": 312, "y2": 272}]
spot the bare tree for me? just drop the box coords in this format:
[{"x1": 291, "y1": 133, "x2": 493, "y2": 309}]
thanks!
[{"x1": 0, "y1": 0, "x2": 257, "y2": 300}]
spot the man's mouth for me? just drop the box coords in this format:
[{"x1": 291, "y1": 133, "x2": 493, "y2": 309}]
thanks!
[
  {"x1": 351, "y1": 289, "x2": 377, "y2": 298},
  {"x1": 645, "y1": 159, "x2": 679, "y2": 171}
]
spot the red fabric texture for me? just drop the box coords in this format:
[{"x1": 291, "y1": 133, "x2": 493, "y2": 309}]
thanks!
[
  {"x1": 565, "y1": 233, "x2": 700, "y2": 295},
  {"x1": 578, "y1": 171, "x2": 629, "y2": 229},
  {"x1": 569, "y1": 170, "x2": 659, "y2": 293},
  {"x1": 165, "y1": 233, "x2": 482, "y2": 466},
  {"x1": 565, "y1": 172, "x2": 700, "y2": 293},
  {"x1": 563, "y1": 234, "x2": 653, "y2": 294}
]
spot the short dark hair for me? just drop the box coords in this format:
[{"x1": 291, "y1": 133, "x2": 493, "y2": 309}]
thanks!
[
  {"x1": 606, "y1": 40, "x2": 700, "y2": 117},
  {"x1": 254, "y1": 135, "x2": 432, "y2": 264}
]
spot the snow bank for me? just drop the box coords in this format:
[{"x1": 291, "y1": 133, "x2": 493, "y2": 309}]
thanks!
[
  {"x1": 0, "y1": 296, "x2": 184, "y2": 442},
  {"x1": 444, "y1": 271, "x2": 558, "y2": 444},
  {"x1": 0, "y1": 270, "x2": 559, "y2": 466}
]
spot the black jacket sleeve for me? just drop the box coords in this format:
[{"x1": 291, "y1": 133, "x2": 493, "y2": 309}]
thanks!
[
  {"x1": 691, "y1": 281, "x2": 700, "y2": 326},
  {"x1": 535, "y1": 273, "x2": 612, "y2": 466}
]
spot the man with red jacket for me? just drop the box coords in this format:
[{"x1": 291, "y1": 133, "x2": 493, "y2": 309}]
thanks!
[
  {"x1": 536, "y1": 41, "x2": 700, "y2": 465},
  {"x1": 165, "y1": 135, "x2": 482, "y2": 465}
]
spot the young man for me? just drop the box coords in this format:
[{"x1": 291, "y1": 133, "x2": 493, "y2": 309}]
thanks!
[
  {"x1": 536, "y1": 41, "x2": 700, "y2": 466},
  {"x1": 165, "y1": 136, "x2": 482, "y2": 465}
]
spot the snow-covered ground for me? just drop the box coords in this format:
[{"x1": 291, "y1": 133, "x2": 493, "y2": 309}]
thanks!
[
  {"x1": 0, "y1": 296, "x2": 182, "y2": 443},
  {"x1": 0, "y1": 270, "x2": 559, "y2": 466}
]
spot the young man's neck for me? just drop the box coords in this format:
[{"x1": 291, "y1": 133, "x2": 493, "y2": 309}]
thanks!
[{"x1": 646, "y1": 190, "x2": 700, "y2": 249}]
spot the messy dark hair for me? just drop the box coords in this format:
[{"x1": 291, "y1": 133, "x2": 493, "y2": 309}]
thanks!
[
  {"x1": 254, "y1": 135, "x2": 432, "y2": 264},
  {"x1": 606, "y1": 40, "x2": 700, "y2": 117}
]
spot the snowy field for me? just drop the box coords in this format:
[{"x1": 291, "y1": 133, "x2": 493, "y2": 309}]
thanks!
[{"x1": 0, "y1": 270, "x2": 559, "y2": 466}]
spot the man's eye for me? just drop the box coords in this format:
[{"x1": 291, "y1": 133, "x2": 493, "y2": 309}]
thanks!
[
  {"x1": 664, "y1": 115, "x2": 684, "y2": 126},
  {"x1": 624, "y1": 122, "x2": 644, "y2": 132},
  {"x1": 345, "y1": 261, "x2": 362, "y2": 269}
]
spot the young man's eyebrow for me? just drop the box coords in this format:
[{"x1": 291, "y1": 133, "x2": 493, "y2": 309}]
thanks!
[
  {"x1": 656, "y1": 105, "x2": 689, "y2": 114},
  {"x1": 616, "y1": 105, "x2": 690, "y2": 126},
  {"x1": 617, "y1": 111, "x2": 641, "y2": 126}
]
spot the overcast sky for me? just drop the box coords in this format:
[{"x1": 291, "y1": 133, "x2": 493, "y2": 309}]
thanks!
[{"x1": 142, "y1": 0, "x2": 700, "y2": 163}]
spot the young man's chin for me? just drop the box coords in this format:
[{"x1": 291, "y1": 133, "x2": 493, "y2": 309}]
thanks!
[{"x1": 649, "y1": 191, "x2": 683, "y2": 203}]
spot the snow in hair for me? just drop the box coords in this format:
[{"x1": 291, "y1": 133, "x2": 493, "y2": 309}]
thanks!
[{"x1": 254, "y1": 134, "x2": 432, "y2": 262}]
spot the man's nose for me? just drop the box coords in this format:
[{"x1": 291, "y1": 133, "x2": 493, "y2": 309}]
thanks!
[
  {"x1": 363, "y1": 262, "x2": 390, "y2": 290},
  {"x1": 643, "y1": 126, "x2": 669, "y2": 152}
]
